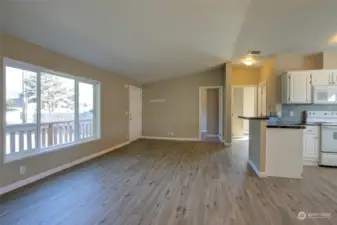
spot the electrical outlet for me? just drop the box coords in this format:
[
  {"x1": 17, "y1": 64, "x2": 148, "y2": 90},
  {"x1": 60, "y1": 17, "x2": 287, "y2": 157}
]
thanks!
[
  {"x1": 20, "y1": 166, "x2": 26, "y2": 175},
  {"x1": 290, "y1": 111, "x2": 294, "y2": 117},
  {"x1": 171, "y1": 132, "x2": 174, "y2": 136}
]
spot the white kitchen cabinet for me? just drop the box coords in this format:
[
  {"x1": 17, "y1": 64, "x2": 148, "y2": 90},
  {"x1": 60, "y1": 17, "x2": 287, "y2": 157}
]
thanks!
[
  {"x1": 303, "y1": 127, "x2": 319, "y2": 166},
  {"x1": 332, "y1": 71, "x2": 337, "y2": 84},
  {"x1": 311, "y1": 71, "x2": 331, "y2": 85},
  {"x1": 281, "y1": 72, "x2": 312, "y2": 104}
]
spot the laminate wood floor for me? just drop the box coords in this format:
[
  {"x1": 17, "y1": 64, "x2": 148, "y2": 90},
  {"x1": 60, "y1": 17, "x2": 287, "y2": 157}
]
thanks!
[{"x1": 1, "y1": 139, "x2": 337, "y2": 225}]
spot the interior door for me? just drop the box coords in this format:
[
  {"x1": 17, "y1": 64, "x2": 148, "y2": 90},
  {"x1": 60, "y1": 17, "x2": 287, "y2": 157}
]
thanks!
[
  {"x1": 258, "y1": 85, "x2": 262, "y2": 116},
  {"x1": 129, "y1": 85, "x2": 142, "y2": 141},
  {"x1": 232, "y1": 88, "x2": 243, "y2": 137}
]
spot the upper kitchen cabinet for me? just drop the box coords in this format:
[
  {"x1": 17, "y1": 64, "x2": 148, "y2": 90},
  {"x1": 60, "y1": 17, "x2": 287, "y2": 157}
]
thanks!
[
  {"x1": 281, "y1": 71, "x2": 312, "y2": 104},
  {"x1": 311, "y1": 70, "x2": 331, "y2": 85},
  {"x1": 332, "y1": 71, "x2": 337, "y2": 84}
]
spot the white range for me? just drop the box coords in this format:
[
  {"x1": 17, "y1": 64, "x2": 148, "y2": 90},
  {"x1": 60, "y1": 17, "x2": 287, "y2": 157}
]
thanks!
[{"x1": 307, "y1": 111, "x2": 337, "y2": 166}]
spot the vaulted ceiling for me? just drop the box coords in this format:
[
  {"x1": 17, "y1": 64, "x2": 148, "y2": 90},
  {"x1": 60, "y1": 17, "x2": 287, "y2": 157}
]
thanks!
[{"x1": 1, "y1": 0, "x2": 337, "y2": 83}]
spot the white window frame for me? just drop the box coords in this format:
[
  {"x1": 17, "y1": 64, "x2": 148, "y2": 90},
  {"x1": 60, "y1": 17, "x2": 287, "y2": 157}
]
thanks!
[{"x1": 3, "y1": 57, "x2": 101, "y2": 163}]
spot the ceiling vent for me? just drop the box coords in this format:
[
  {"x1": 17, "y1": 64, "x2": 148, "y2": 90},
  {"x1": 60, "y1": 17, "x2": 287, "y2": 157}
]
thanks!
[{"x1": 248, "y1": 50, "x2": 261, "y2": 55}]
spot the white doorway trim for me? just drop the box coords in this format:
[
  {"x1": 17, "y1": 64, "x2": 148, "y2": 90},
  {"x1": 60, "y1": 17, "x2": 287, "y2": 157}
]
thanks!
[
  {"x1": 258, "y1": 81, "x2": 267, "y2": 116},
  {"x1": 198, "y1": 86, "x2": 223, "y2": 141},
  {"x1": 231, "y1": 85, "x2": 257, "y2": 139}
]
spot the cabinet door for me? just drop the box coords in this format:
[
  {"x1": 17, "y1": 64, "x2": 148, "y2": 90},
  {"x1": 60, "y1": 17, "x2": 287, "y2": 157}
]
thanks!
[
  {"x1": 332, "y1": 71, "x2": 337, "y2": 84},
  {"x1": 311, "y1": 71, "x2": 331, "y2": 85},
  {"x1": 289, "y1": 72, "x2": 311, "y2": 103},
  {"x1": 303, "y1": 135, "x2": 319, "y2": 161}
]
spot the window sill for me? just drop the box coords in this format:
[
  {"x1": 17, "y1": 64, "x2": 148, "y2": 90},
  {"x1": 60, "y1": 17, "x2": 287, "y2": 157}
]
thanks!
[{"x1": 4, "y1": 137, "x2": 100, "y2": 163}]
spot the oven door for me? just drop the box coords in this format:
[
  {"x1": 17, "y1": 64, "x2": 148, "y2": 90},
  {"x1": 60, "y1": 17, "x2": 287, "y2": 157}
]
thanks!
[{"x1": 321, "y1": 126, "x2": 337, "y2": 153}]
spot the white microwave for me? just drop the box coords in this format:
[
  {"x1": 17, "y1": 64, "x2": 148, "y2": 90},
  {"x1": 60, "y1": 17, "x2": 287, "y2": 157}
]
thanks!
[{"x1": 313, "y1": 86, "x2": 337, "y2": 104}]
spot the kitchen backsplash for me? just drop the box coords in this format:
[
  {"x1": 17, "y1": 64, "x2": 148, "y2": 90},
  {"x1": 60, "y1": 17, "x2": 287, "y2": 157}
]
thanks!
[{"x1": 281, "y1": 104, "x2": 337, "y2": 122}]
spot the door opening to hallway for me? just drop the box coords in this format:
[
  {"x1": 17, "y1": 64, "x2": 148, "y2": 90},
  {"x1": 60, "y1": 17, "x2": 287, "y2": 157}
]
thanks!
[
  {"x1": 199, "y1": 86, "x2": 223, "y2": 143},
  {"x1": 232, "y1": 86, "x2": 257, "y2": 140}
]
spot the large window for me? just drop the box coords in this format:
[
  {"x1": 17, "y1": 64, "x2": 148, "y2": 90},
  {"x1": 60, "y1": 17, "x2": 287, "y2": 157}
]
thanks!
[{"x1": 4, "y1": 58, "x2": 100, "y2": 162}]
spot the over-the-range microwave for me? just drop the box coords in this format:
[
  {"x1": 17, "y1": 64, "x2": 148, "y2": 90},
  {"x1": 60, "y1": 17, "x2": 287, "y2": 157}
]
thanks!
[{"x1": 313, "y1": 85, "x2": 337, "y2": 104}]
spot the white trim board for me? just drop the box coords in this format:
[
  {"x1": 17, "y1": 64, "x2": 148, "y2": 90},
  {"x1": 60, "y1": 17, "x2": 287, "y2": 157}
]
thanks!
[
  {"x1": 0, "y1": 141, "x2": 130, "y2": 196},
  {"x1": 141, "y1": 136, "x2": 199, "y2": 141},
  {"x1": 248, "y1": 159, "x2": 267, "y2": 178},
  {"x1": 206, "y1": 134, "x2": 219, "y2": 137}
]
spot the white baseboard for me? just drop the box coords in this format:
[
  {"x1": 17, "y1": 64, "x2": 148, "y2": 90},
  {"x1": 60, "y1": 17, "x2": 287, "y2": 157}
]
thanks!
[
  {"x1": 141, "y1": 136, "x2": 199, "y2": 141},
  {"x1": 0, "y1": 141, "x2": 130, "y2": 196},
  {"x1": 206, "y1": 134, "x2": 218, "y2": 137},
  {"x1": 303, "y1": 160, "x2": 319, "y2": 166},
  {"x1": 248, "y1": 159, "x2": 267, "y2": 178},
  {"x1": 224, "y1": 141, "x2": 232, "y2": 147}
]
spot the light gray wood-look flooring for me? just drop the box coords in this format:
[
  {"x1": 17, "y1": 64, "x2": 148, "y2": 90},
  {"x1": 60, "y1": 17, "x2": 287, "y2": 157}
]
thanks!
[{"x1": 1, "y1": 139, "x2": 336, "y2": 225}]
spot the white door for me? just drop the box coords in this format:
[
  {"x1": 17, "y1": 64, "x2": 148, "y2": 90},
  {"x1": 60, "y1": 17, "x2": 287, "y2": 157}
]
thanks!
[
  {"x1": 218, "y1": 88, "x2": 223, "y2": 140},
  {"x1": 289, "y1": 72, "x2": 311, "y2": 104},
  {"x1": 303, "y1": 135, "x2": 319, "y2": 161},
  {"x1": 129, "y1": 85, "x2": 142, "y2": 141},
  {"x1": 258, "y1": 85, "x2": 262, "y2": 116},
  {"x1": 311, "y1": 71, "x2": 331, "y2": 85}
]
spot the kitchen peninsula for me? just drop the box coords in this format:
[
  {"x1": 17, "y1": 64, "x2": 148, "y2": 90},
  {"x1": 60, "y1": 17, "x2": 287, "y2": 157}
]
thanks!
[{"x1": 239, "y1": 116, "x2": 306, "y2": 179}]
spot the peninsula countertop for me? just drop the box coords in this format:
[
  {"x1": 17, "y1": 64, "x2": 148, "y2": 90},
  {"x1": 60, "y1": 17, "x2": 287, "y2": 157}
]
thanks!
[
  {"x1": 238, "y1": 116, "x2": 270, "y2": 120},
  {"x1": 238, "y1": 116, "x2": 306, "y2": 129}
]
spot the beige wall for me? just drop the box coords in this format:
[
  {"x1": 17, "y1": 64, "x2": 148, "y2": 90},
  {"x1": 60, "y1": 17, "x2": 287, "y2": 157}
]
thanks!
[
  {"x1": 0, "y1": 34, "x2": 140, "y2": 188},
  {"x1": 206, "y1": 89, "x2": 219, "y2": 135},
  {"x1": 243, "y1": 87, "x2": 256, "y2": 131},
  {"x1": 323, "y1": 52, "x2": 337, "y2": 69},
  {"x1": 142, "y1": 68, "x2": 223, "y2": 138},
  {"x1": 232, "y1": 88, "x2": 243, "y2": 137},
  {"x1": 223, "y1": 63, "x2": 232, "y2": 144},
  {"x1": 232, "y1": 66, "x2": 261, "y2": 85}
]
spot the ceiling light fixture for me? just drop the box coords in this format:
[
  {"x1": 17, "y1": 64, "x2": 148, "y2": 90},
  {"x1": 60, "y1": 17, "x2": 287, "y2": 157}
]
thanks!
[
  {"x1": 243, "y1": 58, "x2": 253, "y2": 66},
  {"x1": 329, "y1": 34, "x2": 337, "y2": 44}
]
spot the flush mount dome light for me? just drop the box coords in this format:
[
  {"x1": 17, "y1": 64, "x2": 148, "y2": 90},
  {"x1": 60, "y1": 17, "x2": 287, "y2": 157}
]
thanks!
[
  {"x1": 243, "y1": 58, "x2": 253, "y2": 66},
  {"x1": 329, "y1": 34, "x2": 337, "y2": 44}
]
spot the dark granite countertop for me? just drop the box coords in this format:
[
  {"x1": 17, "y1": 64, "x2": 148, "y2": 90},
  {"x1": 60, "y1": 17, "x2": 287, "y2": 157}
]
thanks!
[
  {"x1": 266, "y1": 124, "x2": 306, "y2": 129},
  {"x1": 266, "y1": 121, "x2": 306, "y2": 129},
  {"x1": 238, "y1": 116, "x2": 270, "y2": 120}
]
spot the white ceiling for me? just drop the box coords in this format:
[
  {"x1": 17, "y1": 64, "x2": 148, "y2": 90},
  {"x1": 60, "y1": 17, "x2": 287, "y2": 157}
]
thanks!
[{"x1": 1, "y1": 0, "x2": 337, "y2": 83}]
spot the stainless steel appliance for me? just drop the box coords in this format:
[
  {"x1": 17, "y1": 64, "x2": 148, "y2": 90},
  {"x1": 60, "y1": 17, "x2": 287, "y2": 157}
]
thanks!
[{"x1": 307, "y1": 111, "x2": 337, "y2": 166}]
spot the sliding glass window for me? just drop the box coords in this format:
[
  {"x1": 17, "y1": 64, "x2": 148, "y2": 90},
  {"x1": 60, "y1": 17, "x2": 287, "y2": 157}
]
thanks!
[{"x1": 3, "y1": 58, "x2": 100, "y2": 162}]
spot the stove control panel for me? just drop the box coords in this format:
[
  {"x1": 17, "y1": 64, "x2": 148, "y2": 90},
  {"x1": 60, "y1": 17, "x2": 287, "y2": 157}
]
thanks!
[{"x1": 307, "y1": 111, "x2": 337, "y2": 118}]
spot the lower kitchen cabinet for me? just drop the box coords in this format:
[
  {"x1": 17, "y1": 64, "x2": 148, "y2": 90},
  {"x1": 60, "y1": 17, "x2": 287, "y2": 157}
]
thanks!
[{"x1": 303, "y1": 133, "x2": 319, "y2": 165}]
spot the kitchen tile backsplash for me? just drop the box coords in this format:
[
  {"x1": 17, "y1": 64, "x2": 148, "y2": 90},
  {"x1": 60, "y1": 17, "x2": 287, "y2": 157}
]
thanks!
[{"x1": 281, "y1": 104, "x2": 337, "y2": 122}]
